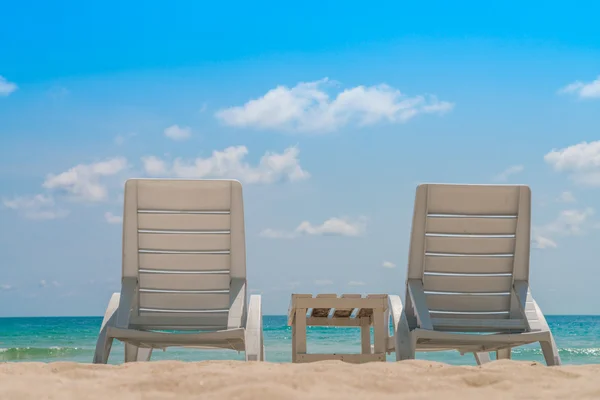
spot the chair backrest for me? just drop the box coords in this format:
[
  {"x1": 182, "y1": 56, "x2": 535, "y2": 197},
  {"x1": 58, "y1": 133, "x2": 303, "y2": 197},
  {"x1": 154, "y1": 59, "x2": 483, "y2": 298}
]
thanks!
[
  {"x1": 406, "y1": 184, "x2": 531, "y2": 328},
  {"x1": 122, "y1": 179, "x2": 246, "y2": 329}
]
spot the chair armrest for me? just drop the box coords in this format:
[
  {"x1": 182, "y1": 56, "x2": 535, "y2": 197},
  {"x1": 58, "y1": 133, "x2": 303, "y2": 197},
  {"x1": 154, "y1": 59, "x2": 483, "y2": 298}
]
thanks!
[
  {"x1": 116, "y1": 277, "x2": 137, "y2": 329},
  {"x1": 386, "y1": 295, "x2": 404, "y2": 353},
  {"x1": 244, "y1": 294, "x2": 263, "y2": 361},
  {"x1": 388, "y1": 295, "x2": 404, "y2": 333},
  {"x1": 513, "y1": 280, "x2": 549, "y2": 332},
  {"x1": 228, "y1": 278, "x2": 247, "y2": 329},
  {"x1": 407, "y1": 279, "x2": 433, "y2": 330}
]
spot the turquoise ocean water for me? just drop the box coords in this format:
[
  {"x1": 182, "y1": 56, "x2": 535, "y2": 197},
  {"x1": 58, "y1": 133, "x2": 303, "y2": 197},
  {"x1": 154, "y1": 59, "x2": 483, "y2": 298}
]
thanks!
[{"x1": 0, "y1": 316, "x2": 598, "y2": 364}]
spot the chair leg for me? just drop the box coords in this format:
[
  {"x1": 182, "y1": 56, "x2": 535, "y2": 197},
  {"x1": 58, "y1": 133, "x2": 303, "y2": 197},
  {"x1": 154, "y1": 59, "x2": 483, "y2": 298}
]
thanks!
[
  {"x1": 260, "y1": 326, "x2": 266, "y2": 361},
  {"x1": 496, "y1": 348, "x2": 511, "y2": 360},
  {"x1": 540, "y1": 338, "x2": 561, "y2": 366},
  {"x1": 93, "y1": 293, "x2": 120, "y2": 364},
  {"x1": 474, "y1": 352, "x2": 492, "y2": 365},
  {"x1": 124, "y1": 343, "x2": 137, "y2": 362},
  {"x1": 532, "y1": 300, "x2": 562, "y2": 366},
  {"x1": 138, "y1": 348, "x2": 153, "y2": 361},
  {"x1": 395, "y1": 314, "x2": 415, "y2": 361},
  {"x1": 245, "y1": 295, "x2": 264, "y2": 361},
  {"x1": 93, "y1": 330, "x2": 114, "y2": 364},
  {"x1": 125, "y1": 344, "x2": 153, "y2": 362}
]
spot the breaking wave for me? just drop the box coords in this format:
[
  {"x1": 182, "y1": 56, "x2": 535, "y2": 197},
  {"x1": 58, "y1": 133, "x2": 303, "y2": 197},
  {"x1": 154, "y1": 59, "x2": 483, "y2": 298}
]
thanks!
[{"x1": 0, "y1": 347, "x2": 88, "y2": 361}]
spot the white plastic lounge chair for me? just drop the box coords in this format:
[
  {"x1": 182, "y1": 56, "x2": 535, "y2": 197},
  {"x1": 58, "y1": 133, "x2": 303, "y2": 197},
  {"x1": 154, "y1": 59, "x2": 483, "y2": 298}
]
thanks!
[
  {"x1": 387, "y1": 184, "x2": 561, "y2": 366},
  {"x1": 93, "y1": 179, "x2": 264, "y2": 363}
]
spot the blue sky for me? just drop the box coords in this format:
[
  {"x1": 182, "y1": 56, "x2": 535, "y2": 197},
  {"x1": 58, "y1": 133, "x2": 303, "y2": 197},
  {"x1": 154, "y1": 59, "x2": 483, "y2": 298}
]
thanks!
[{"x1": 1, "y1": 0, "x2": 600, "y2": 316}]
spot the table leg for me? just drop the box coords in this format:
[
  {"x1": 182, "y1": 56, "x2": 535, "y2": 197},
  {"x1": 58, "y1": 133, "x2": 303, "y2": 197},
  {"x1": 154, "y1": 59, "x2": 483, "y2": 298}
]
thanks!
[
  {"x1": 291, "y1": 322, "x2": 297, "y2": 362},
  {"x1": 293, "y1": 308, "x2": 307, "y2": 362},
  {"x1": 360, "y1": 317, "x2": 371, "y2": 354},
  {"x1": 373, "y1": 308, "x2": 386, "y2": 356}
]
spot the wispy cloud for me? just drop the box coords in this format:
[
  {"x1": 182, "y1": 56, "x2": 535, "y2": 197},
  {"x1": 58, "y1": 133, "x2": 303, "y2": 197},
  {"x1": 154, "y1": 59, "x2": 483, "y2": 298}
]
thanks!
[
  {"x1": 39, "y1": 280, "x2": 60, "y2": 288},
  {"x1": 261, "y1": 216, "x2": 367, "y2": 239},
  {"x1": 315, "y1": 280, "x2": 333, "y2": 286},
  {"x1": 2, "y1": 194, "x2": 68, "y2": 220},
  {"x1": 0, "y1": 284, "x2": 14, "y2": 291},
  {"x1": 141, "y1": 156, "x2": 168, "y2": 176},
  {"x1": 259, "y1": 228, "x2": 296, "y2": 239},
  {"x1": 348, "y1": 281, "x2": 366, "y2": 287},
  {"x1": 382, "y1": 261, "x2": 396, "y2": 269},
  {"x1": 43, "y1": 158, "x2": 128, "y2": 202},
  {"x1": 164, "y1": 124, "x2": 192, "y2": 141},
  {"x1": 0, "y1": 76, "x2": 17, "y2": 96},
  {"x1": 532, "y1": 207, "x2": 595, "y2": 249},
  {"x1": 114, "y1": 132, "x2": 136, "y2": 146},
  {"x1": 544, "y1": 141, "x2": 600, "y2": 186},
  {"x1": 296, "y1": 217, "x2": 366, "y2": 236},
  {"x1": 532, "y1": 235, "x2": 557, "y2": 249},
  {"x1": 142, "y1": 146, "x2": 309, "y2": 184},
  {"x1": 494, "y1": 165, "x2": 524, "y2": 182},
  {"x1": 4, "y1": 158, "x2": 128, "y2": 220},
  {"x1": 559, "y1": 76, "x2": 600, "y2": 99},
  {"x1": 216, "y1": 78, "x2": 454, "y2": 133},
  {"x1": 557, "y1": 191, "x2": 576, "y2": 203},
  {"x1": 104, "y1": 212, "x2": 122, "y2": 224}
]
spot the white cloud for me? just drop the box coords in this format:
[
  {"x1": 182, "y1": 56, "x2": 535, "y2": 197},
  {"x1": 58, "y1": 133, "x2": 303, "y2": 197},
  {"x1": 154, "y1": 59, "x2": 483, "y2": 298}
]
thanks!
[
  {"x1": 494, "y1": 165, "x2": 524, "y2": 182},
  {"x1": 532, "y1": 235, "x2": 557, "y2": 249},
  {"x1": 0, "y1": 76, "x2": 17, "y2": 96},
  {"x1": 545, "y1": 141, "x2": 600, "y2": 171},
  {"x1": 545, "y1": 208, "x2": 595, "y2": 235},
  {"x1": 43, "y1": 157, "x2": 128, "y2": 201},
  {"x1": 348, "y1": 281, "x2": 366, "y2": 286},
  {"x1": 544, "y1": 141, "x2": 600, "y2": 186},
  {"x1": 39, "y1": 280, "x2": 60, "y2": 288},
  {"x1": 557, "y1": 191, "x2": 576, "y2": 203},
  {"x1": 296, "y1": 217, "x2": 366, "y2": 237},
  {"x1": 142, "y1": 146, "x2": 309, "y2": 184},
  {"x1": 262, "y1": 216, "x2": 367, "y2": 239},
  {"x1": 164, "y1": 124, "x2": 192, "y2": 141},
  {"x1": 559, "y1": 76, "x2": 600, "y2": 99},
  {"x1": 315, "y1": 280, "x2": 333, "y2": 286},
  {"x1": 0, "y1": 284, "x2": 14, "y2": 291},
  {"x1": 259, "y1": 228, "x2": 296, "y2": 239},
  {"x1": 104, "y1": 211, "x2": 122, "y2": 224},
  {"x1": 532, "y1": 207, "x2": 595, "y2": 249},
  {"x1": 141, "y1": 156, "x2": 168, "y2": 176},
  {"x1": 215, "y1": 78, "x2": 454, "y2": 133},
  {"x1": 382, "y1": 261, "x2": 396, "y2": 269},
  {"x1": 2, "y1": 194, "x2": 68, "y2": 220}
]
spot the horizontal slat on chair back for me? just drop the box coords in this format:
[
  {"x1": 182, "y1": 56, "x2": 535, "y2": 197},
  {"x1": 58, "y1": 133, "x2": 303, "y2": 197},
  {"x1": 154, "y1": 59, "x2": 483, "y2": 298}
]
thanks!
[
  {"x1": 137, "y1": 180, "x2": 231, "y2": 211},
  {"x1": 426, "y1": 185, "x2": 521, "y2": 215}
]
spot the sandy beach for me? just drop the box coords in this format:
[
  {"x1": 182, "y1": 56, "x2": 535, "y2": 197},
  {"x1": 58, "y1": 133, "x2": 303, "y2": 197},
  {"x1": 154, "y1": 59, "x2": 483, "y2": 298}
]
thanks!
[{"x1": 1, "y1": 360, "x2": 599, "y2": 399}]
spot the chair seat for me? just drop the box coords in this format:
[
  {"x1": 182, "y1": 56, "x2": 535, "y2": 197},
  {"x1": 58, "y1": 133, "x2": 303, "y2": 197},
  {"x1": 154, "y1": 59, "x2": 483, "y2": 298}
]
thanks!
[
  {"x1": 107, "y1": 327, "x2": 246, "y2": 351},
  {"x1": 412, "y1": 328, "x2": 551, "y2": 352},
  {"x1": 430, "y1": 317, "x2": 528, "y2": 333}
]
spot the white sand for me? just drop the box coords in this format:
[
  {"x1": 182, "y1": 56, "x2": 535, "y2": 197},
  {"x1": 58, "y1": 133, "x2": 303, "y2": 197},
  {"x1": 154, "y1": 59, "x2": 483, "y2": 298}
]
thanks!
[{"x1": 2, "y1": 360, "x2": 599, "y2": 399}]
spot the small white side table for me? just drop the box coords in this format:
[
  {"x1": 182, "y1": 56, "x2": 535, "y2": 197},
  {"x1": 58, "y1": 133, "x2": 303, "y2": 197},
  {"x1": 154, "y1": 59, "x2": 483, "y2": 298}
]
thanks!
[{"x1": 287, "y1": 294, "x2": 389, "y2": 363}]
